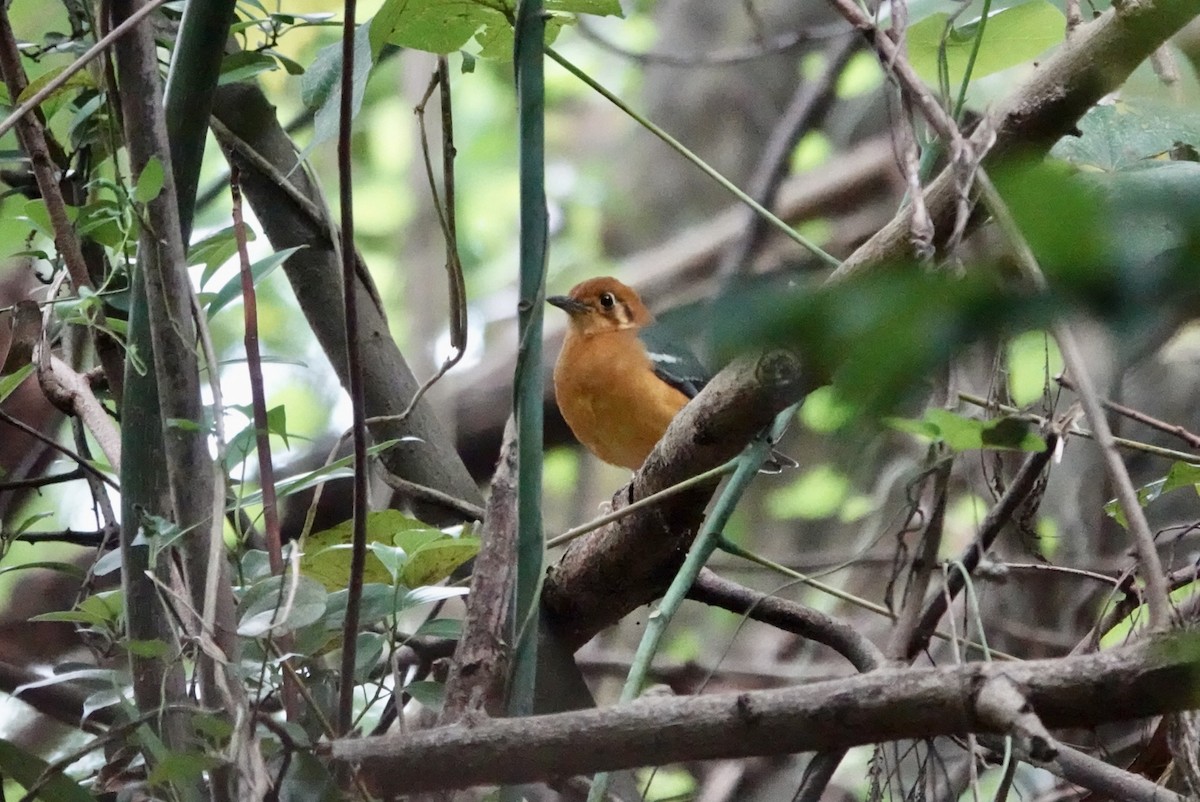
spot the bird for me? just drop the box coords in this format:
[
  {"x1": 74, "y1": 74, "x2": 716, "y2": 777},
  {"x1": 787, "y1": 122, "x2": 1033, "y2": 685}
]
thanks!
[{"x1": 547, "y1": 276, "x2": 796, "y2": 473}]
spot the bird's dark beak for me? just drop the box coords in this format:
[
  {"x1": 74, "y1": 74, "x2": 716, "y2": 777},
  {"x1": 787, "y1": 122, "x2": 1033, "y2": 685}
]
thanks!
[{"x1": 547, "y1": 295, "x2": 589, "y2": 315}]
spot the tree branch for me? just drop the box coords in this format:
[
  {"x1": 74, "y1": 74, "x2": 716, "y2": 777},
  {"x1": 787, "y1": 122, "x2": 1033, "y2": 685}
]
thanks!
[{"x1": 329, "y1": 634, "x2": 1200, "y2": 795}]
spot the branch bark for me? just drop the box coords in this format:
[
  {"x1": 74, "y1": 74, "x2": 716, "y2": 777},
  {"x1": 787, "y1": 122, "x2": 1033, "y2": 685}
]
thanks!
[{"x1": 329, "y1": 634, "x2": 1200, "y2": 795}]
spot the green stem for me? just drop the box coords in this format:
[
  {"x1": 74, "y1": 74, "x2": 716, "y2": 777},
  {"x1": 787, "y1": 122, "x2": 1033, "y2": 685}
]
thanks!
[
  {"x1": 510, "y1": 0, "x2": 547, "y2": 722},
  {"x1": 546, "y1": 47, "x2": 839, "y2": 269},
  {"x1": 545, "y1": 460, "x2": 738, "y2": 549},
  {"x1": 587, "y1": 408, "x2": 795, "y2": 802}
]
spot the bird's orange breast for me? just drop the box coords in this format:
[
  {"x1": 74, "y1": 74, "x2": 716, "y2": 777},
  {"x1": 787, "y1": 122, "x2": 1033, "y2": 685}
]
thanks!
[{"x1": 553, "y1": 329, "x2": 689, "y2": 470}]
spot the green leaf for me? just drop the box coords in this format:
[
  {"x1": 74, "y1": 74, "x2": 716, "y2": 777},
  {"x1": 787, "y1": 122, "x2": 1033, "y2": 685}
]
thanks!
[
  {"x1": 301, "y1": 510, "x2": 435, "y2": 590},
  {"x1": 232, "y1": 438, "x2": 403, "y2": 509},
  {"x1": 404, "y1": 679, "x2": 444, "y2": 710},
  {"x1": 1053, "y1": 102, "x2": 1200, "y2": 172},
  {"x1": 401, "y1": 535, "x2": 480, "y2": 587},
  {"x1": 189, "y1": 225, "x2": 251, "y2": 287},
  {"x1": 351, "y1": 631, "x2": 384, "y2": 680},
  {"x1": 324, "y1": 584, "x2": 400, "y2": 629},
  {"x1": 369, "y1": 0, "x2": 619, "y2": 60},
  {"x1": 0, "y1": 560, "x2": 86, "y2": 581},
  {"x1": 0, "y1": 362, "x2": 34, "y2": 401},
  {"x1": 147, "y1": 751, "x2": 220, "y2": 788},
  {"x1": 415, "y1": 617, "x2": 462, "y2": 639},
  {"x1": 906, "y1": 0, "x2": 1065, "y2": 88},
  {"x1": 205, "y1": 245, "x2": 304, "y2": 319},
  {"x1": 0, "y1": 739, "x2": 93, "y2": 802},
  {"x1": 1006, "y1": 330, "x2": 1063, "y2": 406},
  {"x1": 126, "y1": 639, "x2": 170, "y2": 658},
  {"x1": 16, "y1": 65, "x2": 96, "y2": 106},
  {"x1": 218, "y1": 50, "x2": 278, "y2": 85},
  {"x1": 402, "y1": 585, "x2": 468, "y2": 608},
  {"x1": 1162, "y1": 461, "x2": 1200, "y2": 495},
  {"x1": 301, "y1": 23, "x2": 374, "y2": 151},
  {"x1": 981, "y1": 417, "x2": 1046, "y2": 452},
  {"x1": 237, "y1": 574, "x2": 329, "y2": 637},
  {"x1": 134, "y1": 156, "x2": 165, "y2": 204}
]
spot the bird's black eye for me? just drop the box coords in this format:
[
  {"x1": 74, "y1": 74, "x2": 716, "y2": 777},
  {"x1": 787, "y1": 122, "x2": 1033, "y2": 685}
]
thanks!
[{"x1": 599, "y1": 292, "x2": 615, "y2": 310}]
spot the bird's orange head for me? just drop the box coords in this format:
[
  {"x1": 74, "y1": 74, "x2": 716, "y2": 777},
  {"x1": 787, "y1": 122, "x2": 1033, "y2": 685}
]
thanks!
[{"x1": 546, "y1": 276, "x2": 654, "y2": 336}]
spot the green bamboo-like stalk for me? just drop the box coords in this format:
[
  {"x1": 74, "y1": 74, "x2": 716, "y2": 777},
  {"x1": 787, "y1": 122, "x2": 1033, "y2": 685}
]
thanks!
[
  {"x1": 586, "y1": 405, "x2": 795, "y2": 802},
  {"x1": 510, "y1": 0, "x2": 547, "y2": 720}
]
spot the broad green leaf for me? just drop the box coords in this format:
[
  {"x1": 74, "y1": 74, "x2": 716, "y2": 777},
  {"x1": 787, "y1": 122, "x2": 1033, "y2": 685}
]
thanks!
[
  {"x1": 369, "y1": 0, "x2": 620, "y2": 60},
  {"x1": 301, "y1": 23, "x2": 374, "y2": 151},
  {"x1": 189, "y1": 225, "x2": 251, "y2": 286},
  {"x1": 926, "y1": 408, "x2": 987, "y2": 451},
  {"x1": 218, "y1": 50, "x2": 278, "y2": 85},
  {"x1": 302, "y1": 510, "x2": 436, "y2": 590},
  {"x1": 351, "y1": 631, "x2": 384, "y2": 680},
  {"x1": 980, "y1": 417, "x2": 1046, "y2": 452},
  {"x1": 906, "y1": 0, "x2": 1065, "y2": 88},
  {"x1": 0, "y1": 739, "x2": 93, "y2": 802},
  {"x1": 301, "y1": 528, "x2": 395, "y2": 591},
  {"x1": 17, "y1": 65, "x2": 96, "y2": 106},
  {"x1": 404, "y1": 679, "x2": 444, "y2": 710},
  {"x1": 1052, "y1": 102, "x2": 1200, "y2": 172},
  {"x1": 133, "y1": 156, "x2": 165, "y2": 204},
  {"x1": 401, "y1": 536, "x2": 480, "y2": 587},
  {"x1": 402, "y1": 585, "x2": 468, "y2": 608},
  {"x1": 205, "y1": 245, "x2": 303, "y2": 318},
  {"x1": 324, "y1": 584, "x2": 401, "y2": 629},
  {"x1": 82, "y1": 687, "x2": 125, "y2": 720},
  {"x1": 237, "y1": 574, "x2": 329, "y2": 637},
  {"x1": 1162, "y1": 461, "x2": 1200, "y2": 495}
]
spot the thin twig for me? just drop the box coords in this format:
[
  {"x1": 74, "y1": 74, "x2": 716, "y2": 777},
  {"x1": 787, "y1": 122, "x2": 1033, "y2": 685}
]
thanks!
[
  {"x1": 0, "y1": 409, "x2": 118, "y2": 489},
  {"x1": 546, "y1": 460, "x2": 739, "y2": 548},
  {"x1": 0, "y1": 468, "x2": 83, "y2": 491},
  {"x1": 386, "y1": 55, "x2": 466, "y2": 424},
  {"x1": 717, "y1": 35, "x2": 858, "y2": 280},
  {"x1": 1056, "y1": 374, "x2": 1200, "y2": 451},
  {"x1": 908, "y1": 436, "x2": 1057, "y2": 660},
  {"x1": 976, "y1": 169, "x2": 1172, "y2": 630},
  {"x1": 230, "y1": 166, "x2": 283, "y2": 574},
  {"x1": 576, "y1": 16, "x2": 851, "y2": 67},
  {"x1": 958, "y1": 391, "x2": 1200, "y2": 463},
  {"x1": 336, "y1": 0, "x2": 369, "y2": 740},
  {"x1": 545, "y1": 46, "x2": 839, "y2": 269}
]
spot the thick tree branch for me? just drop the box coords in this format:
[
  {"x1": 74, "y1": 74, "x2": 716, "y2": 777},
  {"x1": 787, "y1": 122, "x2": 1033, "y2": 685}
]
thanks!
[
  {"x1": 330, "y1": 634, "x2": 1200, "y2": 795},
  {"x1": 542, "y1": 351, "x2": 810, "y2": 649}
]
